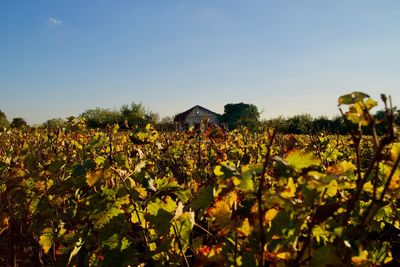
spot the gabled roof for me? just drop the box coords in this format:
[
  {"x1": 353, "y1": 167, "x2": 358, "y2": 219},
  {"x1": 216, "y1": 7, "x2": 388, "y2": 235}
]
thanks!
[{"x1": 174, "y1": 105, "x2": 219, "y2": 122}]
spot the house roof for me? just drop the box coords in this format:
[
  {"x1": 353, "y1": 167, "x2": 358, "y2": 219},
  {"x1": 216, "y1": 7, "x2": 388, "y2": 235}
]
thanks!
[{"x1": 174, "y1": 105, "x2": 219, "y2": 122}]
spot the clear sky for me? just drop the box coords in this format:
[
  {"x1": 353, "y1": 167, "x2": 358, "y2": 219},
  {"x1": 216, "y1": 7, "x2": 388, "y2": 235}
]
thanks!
[{"x1": 1, "y1": 1, "x2": 400, "y2": 124}]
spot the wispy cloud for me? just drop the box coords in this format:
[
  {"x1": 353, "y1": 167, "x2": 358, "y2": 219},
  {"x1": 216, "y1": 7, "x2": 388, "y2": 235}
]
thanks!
[{"x1": 48, "y1": 17, "x2": 62, "y2": 26}]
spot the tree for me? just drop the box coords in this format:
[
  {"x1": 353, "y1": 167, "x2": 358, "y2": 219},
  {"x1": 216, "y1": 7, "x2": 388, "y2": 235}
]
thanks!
[
  {"x1": 260, "y1": 116, "x2": 289, "y2": 133},
  {"x1": 0, "y1": 110, "x2": 10, "y2": 129},
  {"x1": 120, "y1": 102, "x2": 158, "y2": 128},
  {"x1": 43, "y1": 118, "x2": 66, "y2": 129},
  {"x1": 80, "y1": 108, "x2": 120, "y2": 128},
  {"x1": 286, "y1": 114, "x2": 313, "y2": 134},
  {"x1": 312, "y1": 116, "x2": 332, "y2": 133},
  {"x1": 221, "y1": 103, "x2": 260, "y2": 130},
  {"x1": 10, "y1": 117, "x2": 28, "y2": 128}
]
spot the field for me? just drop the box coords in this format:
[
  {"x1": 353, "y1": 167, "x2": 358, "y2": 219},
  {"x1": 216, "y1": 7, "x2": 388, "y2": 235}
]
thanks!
[{"x1": 0, "y1": 95, "x2": 399, "y2": 266}]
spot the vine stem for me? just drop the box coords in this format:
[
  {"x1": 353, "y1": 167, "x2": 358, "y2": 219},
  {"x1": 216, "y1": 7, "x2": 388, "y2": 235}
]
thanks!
[
  {"x1": 113, "y1": 168, "x2": 150, "y2": 254},
  {"x1": 172, "y1": 223, "x2": 190, "y2": 267},
  {"x1": 257, "y1": 129, "x2": 276, "y2": 267}
]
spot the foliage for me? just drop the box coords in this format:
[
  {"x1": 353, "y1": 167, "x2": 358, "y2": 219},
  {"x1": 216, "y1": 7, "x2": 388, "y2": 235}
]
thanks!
[
  {"x1": 10, "y1": 117, "x2": 28, "y2": 128},
  {"x1": 120, "y1": 102, "x2": 158, "y2": 128},
  {"x1": 0, "y1": 92, "x2": 399, "y2": 266},
  {"x1": 80, "y1": 108, "x2": 121, "y2": 128},
  {"x1": 0, "y1": 110, "x2": 9, "y2": 129},
  {"x1": 79, "y1": 103, "x2": 158, "y2": 129},
  {"x1": 42, "y1": 118, "x2": 66, "y2": 129},
  {"x1": 221, "y1": 102, "x2": 260, "y2": 130}
]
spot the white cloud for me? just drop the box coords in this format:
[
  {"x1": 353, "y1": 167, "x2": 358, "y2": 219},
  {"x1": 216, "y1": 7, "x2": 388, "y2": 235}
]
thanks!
[{"x1": 48, "y1": 17, "x2": 62, "y2": 26}]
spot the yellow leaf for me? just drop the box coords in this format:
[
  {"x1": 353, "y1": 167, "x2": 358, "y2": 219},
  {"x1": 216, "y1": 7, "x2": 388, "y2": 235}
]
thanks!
[
  {"x1": 351, "y1": 250, "x2": 368, "y2": 265},
  {"x1": 281, "y1": 178, "x2": 296, "y2": 198},
  {"x1": 363, "y1": 181, "x2": 374, "y2": 193},
  {"x1": 39, "y1": 228, "x2": 53, "y2": 254},
  {"x1": 365, "y1": 98, "x2": 378, "y2": 109},
  {"x1": 214, "y1": 166, "x2": 224, "y2": 176},
  {"x1": 86, "y1": 170, "x2": 103, "y2": 187},
  {"x1": 237, "y1": 218, "x2": 252, "y2": 237},
  {"x1": 264, "y1": 208, "x2": 279, "y2": 225},
  {"x1": 391, "y1": 143, "x2": 400, "y2": 161},
  {"x1": 276, "y1": 252, "x2": 291, "y2": 260},
  {"x1": 207, "y1": 199, "x2": 232, "y2": 229},
  {"x1": 326, "y1": 180, "x2": 338, "y2": 197},
  {"x1": 327, "y1": 161, "x2": 356, "y2": 175}
]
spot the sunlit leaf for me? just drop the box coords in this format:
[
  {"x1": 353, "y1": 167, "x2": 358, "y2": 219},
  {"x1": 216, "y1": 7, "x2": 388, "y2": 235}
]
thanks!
[
  {"x1": 391, "y1": 143, "x2": 400, "y2": 161},
  {"x1": 281, "y1": 177, "x2": 296, "y2": 198},
  {"x1": 326, "y1": 180, "x2": 338, "y2": 197},
  {"x1": 264, "y1": 208, "x2": 279, "y2": 225},
  {"x1": 39, "y1": 227, "x2": 53, "y2": 254},
  {"x1": 86, "y1": 169, "x2": 103, "y2": 187},
  {"x1": 207, "y1": 198, "x2": 232, "y2": 229},
  {"x1": 285, "y1": 150, "x2": 320, "y2": 171},
  {"x1": 338, "y1": 92, "x2": 370, "y2": 105},
  {"x1": 237, "y1": 218, "x2": 252, "y2": 237},
  {"x1": 173, "y1": 212, "x2": 195, "y2": 251},
  {"x1": 351, "y1": 250, "x2": 369, "y2": 265},
  {"x1": 365, "y1": 98, "x2": 378, "y2": 109}
]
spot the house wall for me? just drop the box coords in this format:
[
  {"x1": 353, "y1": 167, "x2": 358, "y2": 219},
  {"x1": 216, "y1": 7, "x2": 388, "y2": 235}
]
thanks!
[{"x1": 178, "y1": 106, "x2": 219, "y2": 131}]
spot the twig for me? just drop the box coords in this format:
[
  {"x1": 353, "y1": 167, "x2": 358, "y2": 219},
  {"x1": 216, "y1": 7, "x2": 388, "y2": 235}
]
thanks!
[
  {"x1": 172, "y1": 223, "x2": 190, "y2": 267},
  {"x1": 257, "y1": 129, "x2": 277, "y2": 266}
]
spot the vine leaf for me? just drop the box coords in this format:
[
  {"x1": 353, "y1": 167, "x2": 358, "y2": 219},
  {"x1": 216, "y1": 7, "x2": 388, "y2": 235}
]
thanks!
[
  {"x1": 281, "y1": 178, "x2": 296, "y2": 198},
  {"x1": 207, "y1": 198, "x2": 232, "y2": 229},
  {"x1": 391, "y1": 143, "x2": 400, "y2": 161},
  {"x1": 86, "y1": 169, "x2": 103, "y2": 187},
  {"x1": 285, "y1": 150, "x2": 320, "y2": 172},
  {"x1": 191, "y1": 186, "x2": 214, "y2": 211},
  {"x1": 39, "y1": 227, "x2": 53, "y2": 254},
  {"x1": 338, "y1": 92, "x2": 370, "y2": 105}
]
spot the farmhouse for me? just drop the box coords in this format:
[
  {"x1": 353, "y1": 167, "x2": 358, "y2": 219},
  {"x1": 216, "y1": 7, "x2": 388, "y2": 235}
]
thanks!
[{"x1": 174, "y1": 105, "x2": 220, "y2": 131}]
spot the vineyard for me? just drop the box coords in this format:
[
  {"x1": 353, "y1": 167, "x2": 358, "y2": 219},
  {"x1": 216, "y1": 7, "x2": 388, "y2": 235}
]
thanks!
[{"x1": 0, "y1": 93, "x2": 399, "y2": 266}]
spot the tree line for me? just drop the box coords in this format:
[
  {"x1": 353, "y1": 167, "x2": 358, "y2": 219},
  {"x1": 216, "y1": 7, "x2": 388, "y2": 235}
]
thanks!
[{"x1": 1, "y1": 102, "x2": 398, "y2": 135}]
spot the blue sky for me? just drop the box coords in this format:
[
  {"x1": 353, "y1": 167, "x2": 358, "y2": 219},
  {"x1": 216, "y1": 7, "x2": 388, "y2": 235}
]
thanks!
[{"x1": 1, "y1": 1, "x2": 400, "y2": 124}]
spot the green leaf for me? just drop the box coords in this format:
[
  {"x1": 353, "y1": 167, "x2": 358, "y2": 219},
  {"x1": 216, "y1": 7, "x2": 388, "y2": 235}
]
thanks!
[
  {"x1": 148, "y1": 209, "x2": 174, "y2": 235},
  {"x1": 285, "y1": 150, "x2": 320, "y2": 172},
  {"x1": 173, "y1": 212, "x2": 195, "y2": 251},
  {"x1": 311, "y1": 245, "x2": 342, "y2": 266},
  {"x1": 48, "y1": 159, "x2": 66, "y2": 172},
  {"x1": 104, "y1": 234, "x2": 120, "y2": 250},
  {"x1": 92, "y1": 196, "x2": 129, "y2": 229},
  {"x1": 338, "y1": 91, "x2": 370, "y2": 105},
  {"x1": 191, "y1": 186, "x2": 214, "y2": 211},
  {"x1": 214, "y1": 164, "x2": 239, "y2": 179}
]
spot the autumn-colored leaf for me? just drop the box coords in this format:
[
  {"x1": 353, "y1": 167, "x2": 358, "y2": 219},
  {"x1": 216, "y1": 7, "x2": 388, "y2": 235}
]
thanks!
[{"x1": 39, "y1": 228, "x2": 53, "y2": 254}]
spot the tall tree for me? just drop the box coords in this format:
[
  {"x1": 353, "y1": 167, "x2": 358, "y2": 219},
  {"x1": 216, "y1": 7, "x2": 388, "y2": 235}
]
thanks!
[
  {"x1": 80, "y1": 108, "x2": 120, "y2": 128},
  {"x1": 43, "y1": 118, "x2": 66, "y2": 129},
  {"x1": 10, "y1": 117, "x2": 28, "y2": 128},
  {"x1": 120, "y1": 102, "x2": 158, "y2": 128},
  {"x1": 221, "y1": 103, "x2": 260, "y2": 130},
  {"x1": 0, "y1": 110, "x2": 10, "y2": 128},
  {"x1": 286, "y1": 114, "x2": 313, "y2": 134}
]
